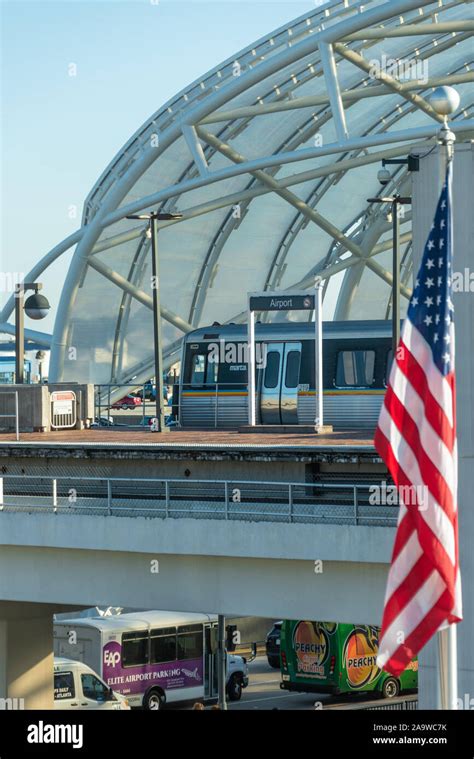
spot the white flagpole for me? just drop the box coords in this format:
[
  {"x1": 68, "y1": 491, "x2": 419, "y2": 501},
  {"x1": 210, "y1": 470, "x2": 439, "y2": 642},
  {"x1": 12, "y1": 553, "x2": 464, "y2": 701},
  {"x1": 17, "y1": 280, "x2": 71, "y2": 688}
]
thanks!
[
  {"x1": 448, "y1": 623, "x2": 458, "y2": 710},
  {"x1": 435, "y1": 106, "x2": 458, "y2": 712}
]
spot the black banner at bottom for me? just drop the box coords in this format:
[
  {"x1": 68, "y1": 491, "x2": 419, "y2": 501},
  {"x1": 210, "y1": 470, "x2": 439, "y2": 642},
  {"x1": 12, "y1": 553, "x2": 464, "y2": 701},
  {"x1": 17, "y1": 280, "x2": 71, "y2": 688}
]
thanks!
[{"x1": 0, "y1": 708, "x2": 471, "y2": 757}]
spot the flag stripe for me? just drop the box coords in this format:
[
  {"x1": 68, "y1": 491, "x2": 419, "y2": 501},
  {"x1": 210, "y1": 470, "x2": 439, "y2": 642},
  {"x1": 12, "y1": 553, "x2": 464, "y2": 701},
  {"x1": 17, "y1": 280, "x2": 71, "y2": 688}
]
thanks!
[
  {"x1": 394, "y1": 338, "x2": 455, "y2": 452},
  {"x1": 377, "y1": 570, "x2": 446, "y2": 672},
  {"x1": 402, "y1": 320, "x2": 454, "y2": 427},
  {"x1": 376, "y1": 406, "x2": 456, "y2": 569},
  {"x1": 389, "y1": 365, "x2": 455, "y2": 497},
  {"x1": 379, "y1": 588, "x2": 453, "y2": 676},
  {"x1": 383, "y1": 384, "x2": 456, "y2": 520}
]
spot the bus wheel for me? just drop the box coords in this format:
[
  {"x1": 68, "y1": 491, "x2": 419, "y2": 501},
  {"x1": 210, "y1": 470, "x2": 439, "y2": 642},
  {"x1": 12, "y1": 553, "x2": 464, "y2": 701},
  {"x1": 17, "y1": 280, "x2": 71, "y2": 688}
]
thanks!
[
  {"x1": 144, "y1": 688, "x2": 164, "y2": 710},
  {"x1": 382, "y1": 678, "x2": 400, "y2": 699},
  {"x1": 226, "y1": 674, "x2": 242, "y2": 701}
]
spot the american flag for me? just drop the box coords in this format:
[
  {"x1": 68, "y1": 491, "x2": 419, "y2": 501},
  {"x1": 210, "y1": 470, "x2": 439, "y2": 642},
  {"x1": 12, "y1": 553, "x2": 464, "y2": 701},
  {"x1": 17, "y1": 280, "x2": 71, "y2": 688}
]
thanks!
[{"x1": 375, "y1": 164, "x2": 462, "y2": 676}]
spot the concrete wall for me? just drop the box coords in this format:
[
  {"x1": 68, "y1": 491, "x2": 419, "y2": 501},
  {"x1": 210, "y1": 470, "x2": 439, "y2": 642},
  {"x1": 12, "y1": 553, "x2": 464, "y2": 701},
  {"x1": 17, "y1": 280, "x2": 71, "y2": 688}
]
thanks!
[
  {"x1": 0, "y1": 455, "x2": 307, "y2": 483},
  {"x1": 0, "y1": 385, "x2": 49, "y2": 432},
  {"x1": 412, "y1": 142, "x2": 474, "y2": 708}
]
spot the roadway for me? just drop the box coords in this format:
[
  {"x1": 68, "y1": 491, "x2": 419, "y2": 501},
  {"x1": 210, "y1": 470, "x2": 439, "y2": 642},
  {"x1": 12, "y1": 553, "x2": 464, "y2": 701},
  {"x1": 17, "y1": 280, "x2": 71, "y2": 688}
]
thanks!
[{"x1": 174, "y1": 656, "x2": 409, "y2": 711}]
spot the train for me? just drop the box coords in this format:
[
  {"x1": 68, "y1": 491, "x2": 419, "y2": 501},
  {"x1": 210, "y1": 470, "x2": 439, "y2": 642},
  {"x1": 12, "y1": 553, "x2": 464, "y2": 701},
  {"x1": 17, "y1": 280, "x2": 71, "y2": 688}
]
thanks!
[{"x1": 175, "y1": 320, "x2": 392, "y2": 430}]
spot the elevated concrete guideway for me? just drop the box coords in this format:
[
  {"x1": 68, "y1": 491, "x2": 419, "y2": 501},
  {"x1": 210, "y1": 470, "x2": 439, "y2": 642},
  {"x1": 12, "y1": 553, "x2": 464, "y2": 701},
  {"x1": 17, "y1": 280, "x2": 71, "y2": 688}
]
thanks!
[
  {"x1": 0, "y1": 511, "x2": 394, "y2": 622},
  {"x1": 0, "y1": 429, "x2": 392, "y2": 621}
]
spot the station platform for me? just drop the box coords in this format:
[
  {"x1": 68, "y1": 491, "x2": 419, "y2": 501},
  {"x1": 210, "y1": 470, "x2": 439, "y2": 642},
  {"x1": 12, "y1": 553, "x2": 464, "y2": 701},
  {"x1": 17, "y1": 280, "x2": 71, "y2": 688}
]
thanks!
[{"x1": 0, "y1": 427, "x2": 375, "y2": 450}]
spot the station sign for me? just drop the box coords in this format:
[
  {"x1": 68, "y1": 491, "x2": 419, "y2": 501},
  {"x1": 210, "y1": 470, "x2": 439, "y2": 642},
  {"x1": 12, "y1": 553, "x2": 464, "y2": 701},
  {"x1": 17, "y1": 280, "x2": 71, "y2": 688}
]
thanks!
[
  {"x1": 249, "y1": 293, "x2": 315, "y2": 312},
  {"x1": 51, "y1": 390, "x2": 75, "y2": 416}
]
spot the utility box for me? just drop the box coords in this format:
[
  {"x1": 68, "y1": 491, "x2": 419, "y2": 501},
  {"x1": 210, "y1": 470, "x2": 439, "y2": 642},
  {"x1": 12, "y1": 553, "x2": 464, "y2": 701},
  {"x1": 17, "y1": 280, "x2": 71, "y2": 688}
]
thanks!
[
  {"x1": 0, "y1": 383, "x2": 95, "y2": 433},
  {"x1": 0, "y1": 385, "x2": 49, "y2": 432}
]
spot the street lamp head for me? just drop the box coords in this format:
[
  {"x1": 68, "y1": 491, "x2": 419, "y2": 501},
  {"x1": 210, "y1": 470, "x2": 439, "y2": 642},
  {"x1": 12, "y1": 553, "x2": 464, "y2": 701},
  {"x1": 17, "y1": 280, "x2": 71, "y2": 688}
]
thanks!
[
  {"x1": 24, "y1": 292, "x2": 50, "y2": 320},
  {"x1": 428, "y1": 86, "x2": 460, "y2": 117},
  {"x1": 377, "y1": 167, "x2": 392, "y2": 186}
]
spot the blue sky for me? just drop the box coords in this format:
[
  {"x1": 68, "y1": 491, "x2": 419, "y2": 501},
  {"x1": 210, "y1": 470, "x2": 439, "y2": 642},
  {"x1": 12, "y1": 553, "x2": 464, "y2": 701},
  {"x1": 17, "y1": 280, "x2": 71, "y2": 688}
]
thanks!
[{"x1": 1, "y1": 0, "x2": 313, "y2": 332}]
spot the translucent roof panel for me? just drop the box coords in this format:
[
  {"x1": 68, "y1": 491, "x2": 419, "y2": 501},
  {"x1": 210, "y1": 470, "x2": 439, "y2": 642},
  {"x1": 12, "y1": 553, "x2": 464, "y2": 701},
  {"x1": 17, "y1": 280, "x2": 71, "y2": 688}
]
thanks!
[{"x1": 10, "y1": 0, "x2": 470, "y2": 387}]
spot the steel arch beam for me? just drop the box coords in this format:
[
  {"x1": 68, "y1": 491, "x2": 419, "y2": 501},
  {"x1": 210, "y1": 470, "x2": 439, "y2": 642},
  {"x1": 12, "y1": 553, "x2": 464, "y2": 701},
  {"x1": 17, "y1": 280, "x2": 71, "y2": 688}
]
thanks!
[{"x1": 48, "y1": 0, "x2": 464, "y2": 380}]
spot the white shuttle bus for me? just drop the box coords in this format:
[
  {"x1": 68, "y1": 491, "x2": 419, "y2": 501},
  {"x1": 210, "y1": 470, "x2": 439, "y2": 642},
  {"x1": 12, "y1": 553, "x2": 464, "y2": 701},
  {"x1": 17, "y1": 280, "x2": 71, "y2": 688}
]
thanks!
[{"x1": 54, "y1": 611, "x2": 249, "y2": 709}]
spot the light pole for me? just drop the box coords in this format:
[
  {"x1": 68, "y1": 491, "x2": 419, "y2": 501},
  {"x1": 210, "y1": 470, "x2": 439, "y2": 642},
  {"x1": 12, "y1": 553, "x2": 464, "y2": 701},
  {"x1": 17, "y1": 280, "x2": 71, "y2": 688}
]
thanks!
[
  {"x1": 367, "y1": 160, "x2": 416, "y2": 357},
  {"x1": 15, "y1": 283, "x2": 50, "y2": 384},
  {"x1": 35, "y1": 350, "x2": 46, "y2": 383},
  {"x1": 126, "y1": 211, "x2": 182, "y2": 432}
]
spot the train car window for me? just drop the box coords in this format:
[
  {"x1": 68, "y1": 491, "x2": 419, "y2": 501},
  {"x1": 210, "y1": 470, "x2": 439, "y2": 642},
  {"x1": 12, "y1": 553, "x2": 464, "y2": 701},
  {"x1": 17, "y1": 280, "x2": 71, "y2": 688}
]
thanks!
[
  {"x1": 335, "y1": 350, "x2": 375, "y2": 387},
  {"x1": 188, "y1": 351, "x2": 218, "y2": 385},
  {"x1": 385, "y1": 350, "x2": 394, "y2": 386},
  {"x1": 264, "y1": 351, "x2": 280, "y2": 389},
  {"x1": 285, "y1": 351, "x2": 300, "y2": 389},
  {"x1": 190, "y1": 354, "x2": 206, "y2": 385},
  {"x1": 206, "y1": 358, "x2": 218, "y2": 384},
  {"x1": 299, "y1": 341, "x2": 315, "y2": 388}
]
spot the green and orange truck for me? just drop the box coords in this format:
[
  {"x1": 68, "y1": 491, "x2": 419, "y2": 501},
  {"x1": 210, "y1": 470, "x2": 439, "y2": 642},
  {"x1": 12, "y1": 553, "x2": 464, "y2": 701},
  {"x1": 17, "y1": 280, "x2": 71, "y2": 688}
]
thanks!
[{"x1": 280, "y1": 620, "x2": 418, "y2": 699}]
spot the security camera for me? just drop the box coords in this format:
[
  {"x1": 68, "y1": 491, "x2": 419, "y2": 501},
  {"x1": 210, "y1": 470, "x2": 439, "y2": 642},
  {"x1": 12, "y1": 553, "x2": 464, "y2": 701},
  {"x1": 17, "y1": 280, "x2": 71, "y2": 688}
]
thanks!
[{"x1": 377, "y1": 168, "x2": 392, "y2": 186}]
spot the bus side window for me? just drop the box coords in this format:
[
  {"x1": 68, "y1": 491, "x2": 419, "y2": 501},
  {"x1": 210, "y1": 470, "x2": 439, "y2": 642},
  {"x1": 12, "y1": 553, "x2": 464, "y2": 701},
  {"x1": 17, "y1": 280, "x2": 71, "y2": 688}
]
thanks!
[
  {"x1": 150, "y1": 627, "x2": 177, "y2": 664},
  {"x1": 176, "y1": 624, "x2": 203, "y2": 660},
  {"x1": 122, "y1": 631, "x2": 148, "y2": 667}
]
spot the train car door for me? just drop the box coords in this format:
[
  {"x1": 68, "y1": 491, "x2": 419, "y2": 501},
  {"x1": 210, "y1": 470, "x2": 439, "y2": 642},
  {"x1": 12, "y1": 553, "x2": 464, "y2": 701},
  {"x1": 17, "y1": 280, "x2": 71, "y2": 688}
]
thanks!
[{"x1": 260, "y1": 342, "x2": 301, "y2": 424}]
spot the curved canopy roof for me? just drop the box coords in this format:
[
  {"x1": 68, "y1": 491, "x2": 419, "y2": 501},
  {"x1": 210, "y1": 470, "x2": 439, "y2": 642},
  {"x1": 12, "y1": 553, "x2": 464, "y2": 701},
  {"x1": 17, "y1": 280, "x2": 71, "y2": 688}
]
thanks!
[{"x1": 3, "y1": 0, "x2": 473, "y2": 385}]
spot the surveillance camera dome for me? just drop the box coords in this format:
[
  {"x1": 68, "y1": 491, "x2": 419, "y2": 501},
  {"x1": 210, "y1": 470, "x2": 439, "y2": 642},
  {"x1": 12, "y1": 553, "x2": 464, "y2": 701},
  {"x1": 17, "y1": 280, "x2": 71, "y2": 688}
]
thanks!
[
  {"x1": 428, "y1": 86, "x2": 460, "y2": 116},
  {"x1": 24, "y1": 293, "x2": 50, "y2": 320},
  {"x1": 377, "y1": 168, "x2": 391, "y2": 186}
]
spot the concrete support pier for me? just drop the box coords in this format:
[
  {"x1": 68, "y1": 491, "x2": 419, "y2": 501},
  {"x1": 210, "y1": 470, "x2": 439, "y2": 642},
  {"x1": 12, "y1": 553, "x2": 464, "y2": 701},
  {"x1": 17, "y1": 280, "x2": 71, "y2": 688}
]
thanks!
[{"x1": 0, "y1": 602, "x2": 58, "y2": 709}]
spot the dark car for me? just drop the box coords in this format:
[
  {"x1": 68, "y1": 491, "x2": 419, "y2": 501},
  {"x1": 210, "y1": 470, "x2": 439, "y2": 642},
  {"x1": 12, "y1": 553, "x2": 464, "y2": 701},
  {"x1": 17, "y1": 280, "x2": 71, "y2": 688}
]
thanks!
[{"x1": 265, "y1": 621, "x2": 282, "y2": 669}]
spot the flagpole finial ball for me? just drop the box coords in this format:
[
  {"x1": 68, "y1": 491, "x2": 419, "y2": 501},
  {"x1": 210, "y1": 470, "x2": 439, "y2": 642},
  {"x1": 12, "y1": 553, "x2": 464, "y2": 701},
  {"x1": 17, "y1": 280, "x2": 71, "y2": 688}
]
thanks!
[{"x1": 428, "y1": 86, "x2": 461, "y2": 116}]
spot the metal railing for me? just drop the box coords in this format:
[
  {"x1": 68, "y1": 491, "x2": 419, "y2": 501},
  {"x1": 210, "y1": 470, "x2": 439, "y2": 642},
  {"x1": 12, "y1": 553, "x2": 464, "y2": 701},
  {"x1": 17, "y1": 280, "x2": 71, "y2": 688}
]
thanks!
[
  {"x1": 0, "y1": 475, "x2": 398, "y2": 526},
  {"x1": 356, "y1": 695, "x2": 418, "y2": 710},
  {"x1": 94, "y1": 383, "x2": 174, "y2": 428},
  {"x1": 0, "y1": 391, "x2": 19, "y2": 441}
]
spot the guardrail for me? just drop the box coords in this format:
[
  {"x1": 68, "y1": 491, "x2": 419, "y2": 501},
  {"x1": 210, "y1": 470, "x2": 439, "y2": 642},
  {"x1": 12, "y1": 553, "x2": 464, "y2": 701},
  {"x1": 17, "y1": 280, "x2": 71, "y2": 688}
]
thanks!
[
  {"x1": 0, "y1": 391, "x2": 19, "y2": 441},
  {"x1": 0, "y1": 475, "x2": 398, "y2": 526},
  {"x1": 94, "y1": 383, "x2": 175, "y2": 429},
  {"x1": 355, "y1": 695, "x2": 418, "y2": 710}
]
